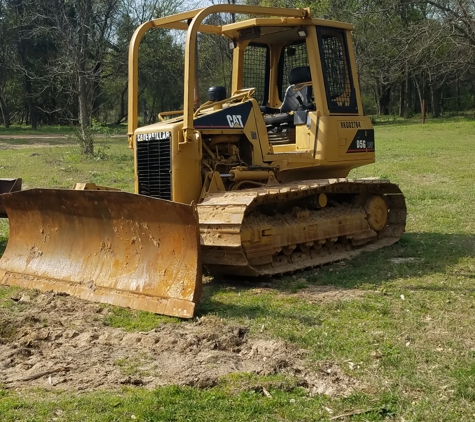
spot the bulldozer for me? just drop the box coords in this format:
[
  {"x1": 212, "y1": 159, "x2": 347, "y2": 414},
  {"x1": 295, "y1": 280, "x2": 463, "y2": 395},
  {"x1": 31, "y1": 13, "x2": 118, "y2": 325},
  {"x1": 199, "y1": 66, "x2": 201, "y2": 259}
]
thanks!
[{"x1": 0, "y1": 5, "x2": 406, "y2": 318}]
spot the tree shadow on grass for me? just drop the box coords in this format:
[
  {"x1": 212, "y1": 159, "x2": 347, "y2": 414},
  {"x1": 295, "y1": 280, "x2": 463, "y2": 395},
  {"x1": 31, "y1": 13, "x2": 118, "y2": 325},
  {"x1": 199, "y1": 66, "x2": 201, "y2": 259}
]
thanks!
[{"x1": 197, "y1": 232, "x2": 475, "y2": 319}]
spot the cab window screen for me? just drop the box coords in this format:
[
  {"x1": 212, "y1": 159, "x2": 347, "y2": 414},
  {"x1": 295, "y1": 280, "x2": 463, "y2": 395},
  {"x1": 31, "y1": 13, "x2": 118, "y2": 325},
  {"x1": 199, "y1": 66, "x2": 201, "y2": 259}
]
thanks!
[
  {"x1": 243, "y1": 44, "x2": 269, "y2": 105},
  {"x1": 317, "y1": 27, "x2": 357, "y2": 113},
  {"x1": 279, "y1": 42, "x2": 308, "y2": 100}
]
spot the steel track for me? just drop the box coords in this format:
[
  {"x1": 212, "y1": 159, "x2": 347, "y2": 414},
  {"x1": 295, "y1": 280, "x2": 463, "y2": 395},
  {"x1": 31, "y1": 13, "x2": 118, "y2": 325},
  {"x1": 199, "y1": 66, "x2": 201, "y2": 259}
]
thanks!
[{"x1": 198, "y1": 178, "x2": 406, "y2": 277}]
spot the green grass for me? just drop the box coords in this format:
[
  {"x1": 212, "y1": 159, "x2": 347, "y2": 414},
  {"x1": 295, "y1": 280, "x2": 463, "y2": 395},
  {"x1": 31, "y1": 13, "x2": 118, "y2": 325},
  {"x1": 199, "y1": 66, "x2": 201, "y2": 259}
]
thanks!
[
  {"x1": 0, "y1": 384, "x2": 335, "y2": 422},
  {"x1": 103, "y1": 306, "x2": 180, "y2": 331},
  {"x1": 1, "y1": 116, "x2": 475, "y2": 420},
  {"x1": 0, "y1": 135, "x2": 134, "y2": 241},
  {"x1": 0, "y1": 137, "x2": 134, "y2": 191},
  {"x1": 0, "y1": 123, "x2": 126, "y2": 136}
]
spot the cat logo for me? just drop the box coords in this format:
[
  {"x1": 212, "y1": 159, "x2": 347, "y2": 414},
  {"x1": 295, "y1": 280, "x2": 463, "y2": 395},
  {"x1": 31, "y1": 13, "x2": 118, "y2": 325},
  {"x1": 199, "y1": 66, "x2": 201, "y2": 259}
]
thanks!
[{"x1": 226, "y1": 114, "x2": 244, "y2": 128}]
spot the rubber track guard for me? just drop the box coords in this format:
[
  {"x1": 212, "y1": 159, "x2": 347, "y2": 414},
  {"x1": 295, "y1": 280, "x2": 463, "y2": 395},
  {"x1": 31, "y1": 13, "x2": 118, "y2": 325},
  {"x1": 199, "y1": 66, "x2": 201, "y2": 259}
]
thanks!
[{"x1": 0, "y1": 189, "x2": 201, "y2": 318}]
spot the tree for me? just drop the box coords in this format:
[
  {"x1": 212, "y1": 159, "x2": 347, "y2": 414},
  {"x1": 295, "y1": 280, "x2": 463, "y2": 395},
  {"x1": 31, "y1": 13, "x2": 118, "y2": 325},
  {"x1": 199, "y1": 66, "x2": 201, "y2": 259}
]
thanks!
[
  {"x1": 17, "y1": 0, "x2": 120, "y2": 153},
  {"x1": 426, "y1": 0, "x2": 475, "y2": 49},
  {"x1": 0, "y1": 0, "x2": 14, "y2": 127}
]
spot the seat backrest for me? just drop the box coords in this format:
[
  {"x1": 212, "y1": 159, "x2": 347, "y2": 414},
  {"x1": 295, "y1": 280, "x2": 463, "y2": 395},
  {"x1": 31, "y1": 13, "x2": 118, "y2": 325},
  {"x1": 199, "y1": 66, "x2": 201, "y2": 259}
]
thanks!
[{"x1": 280, "y1": 66, "x2": 312, "y2": 113}]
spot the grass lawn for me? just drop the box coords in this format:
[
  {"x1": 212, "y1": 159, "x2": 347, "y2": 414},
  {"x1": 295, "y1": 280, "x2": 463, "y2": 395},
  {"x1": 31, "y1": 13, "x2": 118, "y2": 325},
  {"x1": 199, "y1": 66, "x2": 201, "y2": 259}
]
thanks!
[
  {"x1": 0, "y1": 123, "x2": 125, "y2": 136},
  {"x1": 1, "y1": 116, "x2": 475, "y2": 421}
]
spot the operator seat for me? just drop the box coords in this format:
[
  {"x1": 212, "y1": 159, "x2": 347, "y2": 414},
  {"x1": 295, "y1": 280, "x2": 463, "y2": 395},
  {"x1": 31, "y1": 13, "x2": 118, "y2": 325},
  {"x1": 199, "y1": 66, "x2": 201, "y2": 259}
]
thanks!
[
  {"x1": 280, "y1": 66, "x2": 313, "y2": 113},
  {"x1": 263, "y1": 65, "x2": 314, "y2": 126}
]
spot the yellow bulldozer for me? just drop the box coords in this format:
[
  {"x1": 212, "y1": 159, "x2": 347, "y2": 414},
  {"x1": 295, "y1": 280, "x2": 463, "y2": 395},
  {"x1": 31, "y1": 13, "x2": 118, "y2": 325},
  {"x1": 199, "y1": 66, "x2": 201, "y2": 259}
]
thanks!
[{"x1": 0, "y1": 5, "x2": 406, "y2": 318}]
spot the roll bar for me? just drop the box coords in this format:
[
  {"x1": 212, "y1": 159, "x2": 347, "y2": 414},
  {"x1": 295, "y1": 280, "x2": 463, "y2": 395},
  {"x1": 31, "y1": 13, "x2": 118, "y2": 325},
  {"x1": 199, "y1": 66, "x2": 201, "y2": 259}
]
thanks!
[{"x1": 127, "y1": 5, "x2": 311, "y2": 147}]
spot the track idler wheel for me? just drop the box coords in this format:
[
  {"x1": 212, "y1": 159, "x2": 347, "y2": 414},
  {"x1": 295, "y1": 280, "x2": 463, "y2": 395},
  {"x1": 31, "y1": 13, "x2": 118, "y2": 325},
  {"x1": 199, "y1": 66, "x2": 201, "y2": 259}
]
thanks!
[{"x1": 364, "y1": 195, "x2": 388, "y2": 231}]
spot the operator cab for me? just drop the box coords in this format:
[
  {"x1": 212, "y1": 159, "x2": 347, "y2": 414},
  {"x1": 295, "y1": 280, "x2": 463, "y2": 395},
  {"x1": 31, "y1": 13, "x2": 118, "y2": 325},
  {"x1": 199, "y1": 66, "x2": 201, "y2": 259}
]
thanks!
[
  {"x1": 237, "y1": 31, "x2": 315, "y2": 144},
  {"x1": 236, "y1": 23, "x2": 359, "y2": 124}
]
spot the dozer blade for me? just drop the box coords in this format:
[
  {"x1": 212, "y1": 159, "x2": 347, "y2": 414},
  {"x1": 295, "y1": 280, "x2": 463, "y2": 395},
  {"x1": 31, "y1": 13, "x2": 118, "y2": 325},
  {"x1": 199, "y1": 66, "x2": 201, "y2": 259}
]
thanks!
[
  {"x1": 0, "y1": 189, "x2": 201, "y2": 318},
  {"x1": 0, "y1": 178, "x2": 22, "y2": 218}
]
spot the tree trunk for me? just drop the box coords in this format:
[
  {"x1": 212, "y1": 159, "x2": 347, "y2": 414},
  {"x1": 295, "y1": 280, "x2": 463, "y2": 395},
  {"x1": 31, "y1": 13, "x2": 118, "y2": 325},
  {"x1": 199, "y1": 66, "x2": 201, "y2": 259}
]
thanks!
[
  {"x1": 404, "y1": 63, "x2": 412, "y2": 118},
  {"x1": 25, "y1": 76, "x2": 37, "y2": 129},
  {"x1": 379, "y1": 85, "x2": 391, "y2": 115},
  {"x1": 0, "y1": 94, "x2": 10, "y2": 128},
  {"x1": 399, "y1": 80, "x2": 404, "y2": 117},
  {"x1": 414, "y1": 76, "x2": 425, "y2": 114},
  {"x1": 77, "y1": 0, "x2": 93, "y2": 155},
  {"x1": 91, "y1": 60, "x2": 102, "y2": 120},
  {"x1": 78, "y1": 71, "x2": 93, "y2": 155},
  {"x1": 430, "y1": 85, "x2": 441, "y2": 118},
  {"x1": 116, "y1": 83, "x2": 128, "y2": 124},
  {"x1": 149, "y1": 94, "x2": 157, "y2": 124},
  {"x1": 78, "y1": 73, "x2": 90, "y2": 128},
  {"x1": 456, "y1": 78, "x2": 460, "y2": 115}
]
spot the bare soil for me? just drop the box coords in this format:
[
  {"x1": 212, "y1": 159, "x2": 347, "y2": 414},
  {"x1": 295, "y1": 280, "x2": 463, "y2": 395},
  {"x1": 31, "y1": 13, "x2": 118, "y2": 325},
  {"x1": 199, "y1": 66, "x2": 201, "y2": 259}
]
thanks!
[{"x1": 0, "y1": 288, "x2": 362, "y2": 396}]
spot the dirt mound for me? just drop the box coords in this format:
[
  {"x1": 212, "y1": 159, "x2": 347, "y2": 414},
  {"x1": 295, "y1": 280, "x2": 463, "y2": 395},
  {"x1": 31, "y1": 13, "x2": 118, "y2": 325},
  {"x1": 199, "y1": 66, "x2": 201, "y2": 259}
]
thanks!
[{"x1": 0, "y1": 289, "x2": 360, "y2": 396}]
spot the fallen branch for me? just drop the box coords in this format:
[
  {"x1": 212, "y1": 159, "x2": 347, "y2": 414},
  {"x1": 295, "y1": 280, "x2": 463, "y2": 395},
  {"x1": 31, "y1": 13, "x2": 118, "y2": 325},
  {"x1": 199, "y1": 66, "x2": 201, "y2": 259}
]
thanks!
[
  {"x1": 7, "y1": 366, "x2": 71, "y2": 383},
  {"x1": 329, "y1": 408, "x2": 379, "y2": 420},
  {"x1": 262, "y1": 387, "x2": 273, "y2": 398}
]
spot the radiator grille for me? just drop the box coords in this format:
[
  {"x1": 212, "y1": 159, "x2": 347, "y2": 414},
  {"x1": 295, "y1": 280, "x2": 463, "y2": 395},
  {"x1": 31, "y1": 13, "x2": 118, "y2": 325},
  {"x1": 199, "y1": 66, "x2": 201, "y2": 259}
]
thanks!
[{"x1": 136, "y1": 137, "x2": 172, "y2": 200}]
